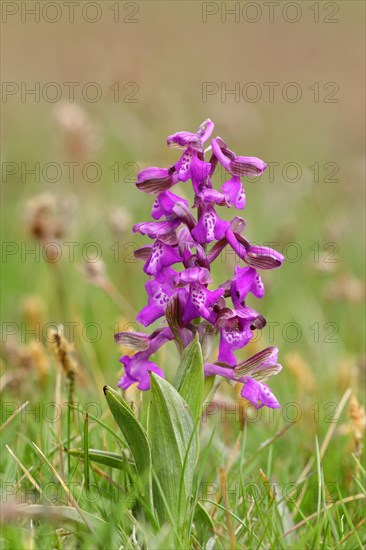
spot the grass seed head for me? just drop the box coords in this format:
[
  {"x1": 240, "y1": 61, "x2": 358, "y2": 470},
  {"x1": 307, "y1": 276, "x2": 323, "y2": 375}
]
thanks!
[
  {"x1": 47, "y1": 326, "x2": 77, "y2": 382},
  {"x1": 348, "y1": 394, "x2": 366, "y2": 456}
]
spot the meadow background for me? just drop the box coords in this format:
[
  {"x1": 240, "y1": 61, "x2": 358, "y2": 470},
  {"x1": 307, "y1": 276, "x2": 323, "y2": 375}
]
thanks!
[{"x1": 1, "y1": 1, "x2": 365, "y2": 548}]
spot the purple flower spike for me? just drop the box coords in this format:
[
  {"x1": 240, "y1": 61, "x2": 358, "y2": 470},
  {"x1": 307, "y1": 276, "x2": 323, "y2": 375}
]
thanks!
[{"x1": 116, "y1": 119, "x2": 284, "y2": 410}]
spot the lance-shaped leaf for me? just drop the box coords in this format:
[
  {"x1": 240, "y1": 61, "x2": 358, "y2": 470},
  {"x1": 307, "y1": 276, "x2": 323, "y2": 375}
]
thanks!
[
  {"x1": 67, "y1": 448, "x2": 126, "y2": 471},
  {"x1": 148, "y1": 373, "x2": 198, "y2": 524},
  {"x1": 174, "y1": 334, "x2": 204, "y2": 424},
  {"x1": 103, "y1": 385, "x2": 151, "y2": 491}
]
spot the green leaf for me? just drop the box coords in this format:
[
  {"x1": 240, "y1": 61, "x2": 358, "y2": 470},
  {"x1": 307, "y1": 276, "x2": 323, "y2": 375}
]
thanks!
[
  {"x1": 148, "y1": 373, "x2": 198, "y2": 525},
  {"x1": 67, "y1": 448, "x2": 126, "y2": 471},
  {"x1": 174, "y1": 334, "x2": 204, "y2": 424},
  {"x1": 103, "y1": 385, "x2": 151, "y2": 488}
]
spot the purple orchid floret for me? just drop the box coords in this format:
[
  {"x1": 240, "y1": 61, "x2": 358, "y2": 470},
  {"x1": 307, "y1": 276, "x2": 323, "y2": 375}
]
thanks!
[
  {"x1": 115, "y1": 327, "x2": 174, "y2": 390},
  {"x1": 221, "y1": 176, "x2": 246, "y2": 209},
  {"x1": 136, "y1": 279, "x2": 173, "y2": 327},
  {"x1": 143, "y1": 240, "x2": 182, "y2": 276},
  {"x1": 151, "y1": 191, "x2": 189, "y2": 220},
  {"x1": 115, "y1": 119, "x2": 284, "y2": 409},
  {"x1": 205, "y1": 346, "x2": 282, "y2": 409}
]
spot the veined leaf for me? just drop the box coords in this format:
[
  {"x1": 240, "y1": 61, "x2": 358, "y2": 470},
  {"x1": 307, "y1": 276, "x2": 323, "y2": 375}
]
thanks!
[
  {"x1": 174, "y1": 334, "x2": 204, "y2": 424},
  {"x1": 148, "y1": 373, "x2": 198, "y2": 524},
  {"x1": 103, "y1": 385, "x2": 152, "y2": 497}
]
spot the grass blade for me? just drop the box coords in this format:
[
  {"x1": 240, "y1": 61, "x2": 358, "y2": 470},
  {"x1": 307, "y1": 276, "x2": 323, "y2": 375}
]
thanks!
[{"x1": 84, "y1": 412, "x2": 90, "y2": 491}]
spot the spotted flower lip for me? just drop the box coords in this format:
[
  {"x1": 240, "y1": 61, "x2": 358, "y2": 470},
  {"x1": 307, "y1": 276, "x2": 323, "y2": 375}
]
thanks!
[
  {"x1": 231, "y1": 266, "x2": 264, "y2": 308},
  {"x1": 181, "y1": 285, "x2": 225, "y2": 325},
  {"x1": 175, "y1": 149, "x2": 211, "y2": 186},
  {"x1": 136, "y1": 279, "x2": 173, "y2": 327},
  {"x1": 143, "y1": 240, "x2": 182, "y2": 276},
  {"x1": 221, "y1": 176, "x2": 246, "y2": 209},
  {"x1": 241, "y1": 378, "x2": 280, "y2": 409},
  {"x1": 191, "y1": 205, "x2": 230, "y2": 244},
  {"x1": 117, "y1": 119, "x2": 283, "y2": 408},
  {"x1": 212, "y1": 137, "x2": 267, "y2": 177}
]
